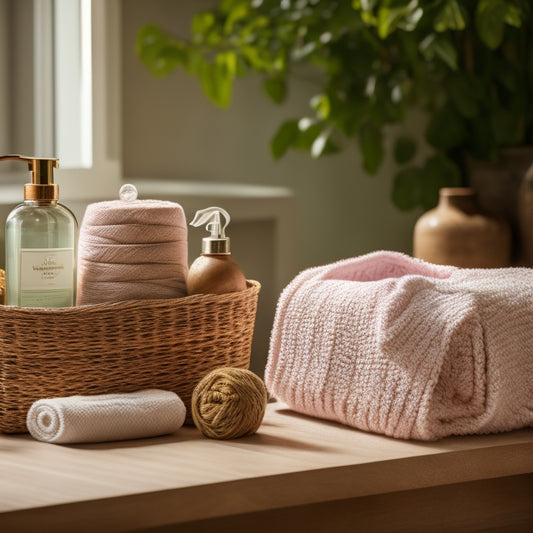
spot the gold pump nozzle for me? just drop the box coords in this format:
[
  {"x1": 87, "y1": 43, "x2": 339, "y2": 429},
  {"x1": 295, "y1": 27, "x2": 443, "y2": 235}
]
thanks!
[{"x1": 0, "y1": 154, "x2": 59, "y2": 201}]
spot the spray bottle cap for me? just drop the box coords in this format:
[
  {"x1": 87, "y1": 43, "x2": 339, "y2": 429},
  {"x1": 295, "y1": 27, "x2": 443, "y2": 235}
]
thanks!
[
  {"x1": 190, "y1": 206, "x2": 231, "y2": 255},
  {"x1": 0, "y1": 154, "x2": 59, "y2": 201}
]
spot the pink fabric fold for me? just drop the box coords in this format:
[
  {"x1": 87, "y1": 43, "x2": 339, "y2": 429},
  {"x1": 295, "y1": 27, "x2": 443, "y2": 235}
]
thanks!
[{"x1": 265, "y1": 251, "x2": 533, "y2": 440}]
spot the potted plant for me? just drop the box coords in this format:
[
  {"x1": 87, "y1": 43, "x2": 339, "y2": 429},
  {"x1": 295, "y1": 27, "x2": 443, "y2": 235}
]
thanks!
[{"x1": 136, "y1": 0, "x2": 533, "y2": 215}]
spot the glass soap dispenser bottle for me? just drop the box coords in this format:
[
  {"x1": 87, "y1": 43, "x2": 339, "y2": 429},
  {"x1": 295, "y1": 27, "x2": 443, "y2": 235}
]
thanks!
[
  {"x1": 1, "y1": 154, "x2": 78, "y2": 307},
  {"x1": 187, "y1": 206, "x2": 247, "y2": 295}
]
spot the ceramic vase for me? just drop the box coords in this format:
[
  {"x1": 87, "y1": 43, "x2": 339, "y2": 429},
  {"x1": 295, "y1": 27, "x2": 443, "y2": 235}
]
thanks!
[
  {"x1": 518, "y1": 163, "x2": 533, "y2": 266},
  {"x1": 467, "y1": 146, "x2": 533, "y2": 262},
  {"x1": 413, "y1": 187, "x2": 511, "y2": 268},
  {"x1": 466, "y1": 147, "x2": 533, "y2": 229}
]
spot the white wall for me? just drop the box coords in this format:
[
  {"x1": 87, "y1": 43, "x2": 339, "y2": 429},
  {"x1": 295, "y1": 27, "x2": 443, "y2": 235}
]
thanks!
[
  {"x1": 0, "y1": 1, "x2": 425, "y2": 377},
  {"x1": 120, "y1": 0, "x2": 426, "y2": 374},
  {"x1": 0, "y1": 0, "x2": 9, "y2": 153},
  {"x1": 121, "y1": 0, "x2": 422, "y2": 274}
]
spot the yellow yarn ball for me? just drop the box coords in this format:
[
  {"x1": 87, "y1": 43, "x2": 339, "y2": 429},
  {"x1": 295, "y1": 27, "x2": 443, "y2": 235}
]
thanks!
[{"x1": 191, "y1": 367, "x2": 267, "y2": 439}]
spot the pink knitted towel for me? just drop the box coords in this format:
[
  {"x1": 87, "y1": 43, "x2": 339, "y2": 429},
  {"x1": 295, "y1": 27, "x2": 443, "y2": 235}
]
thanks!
[{"x1": 265, "y1": 251, "x2": 533, "y2": 440}]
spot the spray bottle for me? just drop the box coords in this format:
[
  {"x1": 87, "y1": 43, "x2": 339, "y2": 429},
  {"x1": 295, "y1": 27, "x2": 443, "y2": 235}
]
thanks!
[{"x1": 187, "y1": 206, "x2": 247, "y2": 295}]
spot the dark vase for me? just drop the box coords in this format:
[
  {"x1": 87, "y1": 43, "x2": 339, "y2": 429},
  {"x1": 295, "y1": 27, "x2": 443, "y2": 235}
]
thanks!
[
  {"x1": 413, "y1": 188, "x2": 511, "y2": 268},
  {"x1": 467, "y1": 146, "x2": 533, "y2": 263},
  {"x1": 466, "y1": 146, "x2": 533, "y2": 230},
  {"x1": 518, "y1": 163, "x2": 533, "y2": 266}
]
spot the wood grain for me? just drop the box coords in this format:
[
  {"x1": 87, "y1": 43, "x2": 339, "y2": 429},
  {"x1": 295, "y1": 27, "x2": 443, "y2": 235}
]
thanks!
[{"x1": 1, "y1": 402, "x2": 532, "y2": 532}]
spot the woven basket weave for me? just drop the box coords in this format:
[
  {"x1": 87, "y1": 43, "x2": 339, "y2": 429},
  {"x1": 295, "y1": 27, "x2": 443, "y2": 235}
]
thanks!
[
  {"x1": 0, "y1": 269, "x2": 5, "y2": 305},
  {"x1": 0, "y1": 280, "x2": 260, "y2": 433}
]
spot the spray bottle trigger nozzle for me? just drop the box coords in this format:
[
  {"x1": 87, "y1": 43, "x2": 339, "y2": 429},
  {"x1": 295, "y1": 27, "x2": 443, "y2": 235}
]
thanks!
[
  {"x1": 190, "y1": 206, "x2": 231, "y2": 239},
  {"x1": 190, "y1": 206, "x2": 232, "y2": 254}
]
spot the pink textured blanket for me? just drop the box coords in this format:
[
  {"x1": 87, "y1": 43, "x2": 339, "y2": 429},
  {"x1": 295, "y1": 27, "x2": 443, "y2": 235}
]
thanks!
[{"x1": 265, "y1": 251, "x2": 533, "y2": 440}]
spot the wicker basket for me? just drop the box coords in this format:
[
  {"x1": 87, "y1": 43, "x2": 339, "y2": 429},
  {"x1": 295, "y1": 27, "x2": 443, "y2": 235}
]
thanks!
[
  {"x1": 0, "y1": 280, "x2": 260, "y2": 433},
  {"x1": 0, "y1": 269, "x2": 5, "y2": 305}
]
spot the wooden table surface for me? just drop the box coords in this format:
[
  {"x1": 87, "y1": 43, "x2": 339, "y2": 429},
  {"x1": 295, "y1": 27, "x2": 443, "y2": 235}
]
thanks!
[{"x1": 1, "y1": 401, "x2": 532, "y2": 532}]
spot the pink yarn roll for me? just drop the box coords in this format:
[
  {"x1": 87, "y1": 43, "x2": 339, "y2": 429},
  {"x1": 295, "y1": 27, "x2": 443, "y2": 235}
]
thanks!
[{"x1": 77, "y1": 199, "x2": 188, "y2": 305}]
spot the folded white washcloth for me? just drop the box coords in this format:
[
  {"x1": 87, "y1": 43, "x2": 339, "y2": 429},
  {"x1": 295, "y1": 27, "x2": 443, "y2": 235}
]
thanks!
[{"x1": 26, "y1": 389, "x2": 186, "y2": 444}]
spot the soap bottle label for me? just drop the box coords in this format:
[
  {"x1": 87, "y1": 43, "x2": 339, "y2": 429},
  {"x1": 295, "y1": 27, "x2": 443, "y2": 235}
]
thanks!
[{"x1": 19, "y1": 248, "x2": 74, "y2": 307}]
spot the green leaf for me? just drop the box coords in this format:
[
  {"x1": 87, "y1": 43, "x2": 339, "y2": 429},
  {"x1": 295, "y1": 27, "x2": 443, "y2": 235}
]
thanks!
[
  {"x1": 354, "y1": 0, "x2": 379, "y2": 11},
  {"x1": 420, "y1": 34, "x2": 458, "y2": 70},
  {"x1": 235, "y1": 54, "x2": 248, "y2": 77},
  {"x1": 393, "y1": 146, "x2": 462, "y2": 213},
  {"x1": 308, "y1": 127, "x2": 340, "y2": 159},
  {"x1": 310, "y1": 94, "x2": 331, "y2": 120},
  {"x1": 298, "y1": 118, "x2": 317, "y2": 132},
  {"x1": 217, "y1": 50, "x2": 237, "y2": 77},
  {"x1": 392, "y1": 167, "x2": 423, "y2": 211},
  {"x1": 311, "y1": 130, "x2": 330, "y2": 159},
  {"x1": 215, "y1": 52, "x2": 237, "y2": 107},
  {"x1": 376, "y1": 2, "x2": 422, "y2": 39},
  {"x1": 322, "y1": 139, "x2": 341, "y2": 156},
  {"x1": 292, "y1": 42, "x2": 317, "y2": 61},
  {"x1": 196, "y1": 52, "x2": 236, "y2": 108},
  {"x1": 449, "y1": 75, "x2": 480, "y2": 118},
  {"x1": 394, "y1": 137, "x2": 416, "y2": 164},
  {"x1": 420, "y1": 154, "x2": 461, "y2": 209},
  {"x1": 504, "y1": 4, "x2": 522, "y2": 27},
  {"x1": 425, "y1": 104, "x2": 466, "y2": 151},
  {"x1": 359, "y1": 7, "x2": 378, "y2": 26},
  {"x1": 137, "y1": 24, "x2": 164, "y2": 56},
  {"x1": 240, "y1": 15, "x2": 270, "y2": 41},
  {"x1": 493, "y1": 57, "x2": 518, "y2": 92},
  {"x1": 358, "y1": 121, "x2": 383, "y2": 174},
  {"x1": 223, "y1": 2, "x2": 250, "y2": 34},
  {"x1": 398, "y1": 7, "x2": 423, "y2": 32},
  {"x1": 219, "y1": 0, "x2": 245, "y2": 12},
  {"x1": 183, "y1": 49, "x2": 204, "y2": 76},
  {"x1": 434, "y1": 0, "x2": 466, "y2": 32},
  {"x1": 294, "y1": 120, "x2": 323, "y2": 150},
  {"x1": 270, "y1": 120, "x2": 299, "y2": 160},
  {"x1": 136, "y1": 25, "x2": 186, "y2": 77},
  {"x1": 469, "y1": 113, "x2": 496, "y2": 159},
  {"x1": 197, "y1": 60, "x2": 218, "y2": 105},
  {"x1": 332, "y1": 97, "x2": 368, "y2": 137},
  {"x1": 263, "y1": 77, "x2": 286, "y2": 104},
  {"x1": 240, "y1": 45, "x2": 273, "y2": 71},
  {"x1": 491, "y1": 107, "x2": 521, "y2": 145},
  {"x1": 377, "y1": 6, "x2": 399, "y2": 38},
  {"x1": 191, "y1": 12, "x2": 215, "y2": 43},
  {"x1": 475, "y1": 0, "x2": 506, "y2": 49}
]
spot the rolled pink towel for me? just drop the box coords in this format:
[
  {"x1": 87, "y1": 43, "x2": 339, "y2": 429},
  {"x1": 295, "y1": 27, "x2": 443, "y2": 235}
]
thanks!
[
  {"x1": 265, "y1": 251, "x2": 533, "y2": 440},
  {"x1": 77, "y1": 197, "x2": 188, "y2": 305}
]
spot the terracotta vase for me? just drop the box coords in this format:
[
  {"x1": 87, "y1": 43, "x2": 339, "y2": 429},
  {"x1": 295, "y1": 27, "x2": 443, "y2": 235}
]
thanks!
[{"x1": 413, "y1": 188, "x2": 511, "y2": 268}]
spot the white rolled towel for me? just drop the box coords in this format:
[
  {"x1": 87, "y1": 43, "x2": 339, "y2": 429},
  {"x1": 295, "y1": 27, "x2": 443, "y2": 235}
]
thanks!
[{"x1": 26, "y1": 389, "x2": 186, "y2": 444}]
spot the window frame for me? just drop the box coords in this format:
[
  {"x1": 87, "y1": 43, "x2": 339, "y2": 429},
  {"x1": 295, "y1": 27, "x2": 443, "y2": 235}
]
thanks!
[{"x1": 0, "y1": 0, "x2": 121, "y2": 200}]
